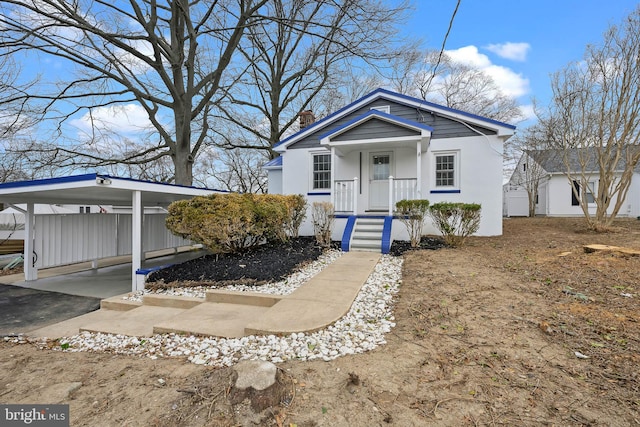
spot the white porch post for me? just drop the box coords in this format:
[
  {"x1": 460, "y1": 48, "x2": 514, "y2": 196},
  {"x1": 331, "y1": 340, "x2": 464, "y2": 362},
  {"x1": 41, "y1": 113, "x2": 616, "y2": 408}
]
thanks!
[
  {"x1": 330, "y1": 147, "x2": 336, "y2": 208},
  {"x1": 417, "y1": 140, "x2": 423, "y2": 199},
  {"x1": 353, "y1": 176, "x2": 358, "y2": 214},
  {"x1": 388, "y1": 175, "x2": 394, "y2": 216},
  {"x1": 24, "y1": 202, "x2": 37, "y2": 281},
  {"x1": 132, "y1": 190, "x2": 144, "y2": 292}
]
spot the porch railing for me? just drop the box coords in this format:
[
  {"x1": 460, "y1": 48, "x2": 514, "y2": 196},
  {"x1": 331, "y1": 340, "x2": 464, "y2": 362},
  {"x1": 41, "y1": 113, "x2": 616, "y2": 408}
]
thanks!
[
  {"x1": 333, "y1": 176, "x2": 418, "y2": 215},
  {"x1": 334, "y1": 178, "x2": 358, "y2": 213},
  {"x1": 389, "y1": 177, "x2": 418, "y2": 214}
]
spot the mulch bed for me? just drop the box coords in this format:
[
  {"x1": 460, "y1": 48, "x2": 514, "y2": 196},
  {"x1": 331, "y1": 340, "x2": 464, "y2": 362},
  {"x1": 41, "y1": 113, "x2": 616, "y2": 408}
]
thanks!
[
  {"x1": 147, "y1": 237, "x2": 331, "y2": 287},
  {"x1": 147, "y1": 236, "x2": 446, "y2": 289},
  {"x1": 389, "y1": 236, "x2": 447, "y2": 256}
]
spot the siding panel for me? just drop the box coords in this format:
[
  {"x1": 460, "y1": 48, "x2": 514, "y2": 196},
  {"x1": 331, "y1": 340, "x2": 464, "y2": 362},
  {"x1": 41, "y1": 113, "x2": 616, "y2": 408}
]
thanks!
[{"x1": 288, "y1": 99, "x2": 497, "y2": 149}]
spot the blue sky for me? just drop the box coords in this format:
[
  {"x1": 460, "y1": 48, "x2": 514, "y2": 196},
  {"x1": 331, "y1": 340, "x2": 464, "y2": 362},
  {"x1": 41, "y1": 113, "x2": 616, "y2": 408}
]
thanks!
[{"x1": 407, "y1": 0, "x2": 640, "y2": 124}]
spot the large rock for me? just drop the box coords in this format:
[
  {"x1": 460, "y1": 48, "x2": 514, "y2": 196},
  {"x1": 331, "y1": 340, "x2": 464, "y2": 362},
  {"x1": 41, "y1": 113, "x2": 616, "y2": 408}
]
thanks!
[{"x1": 229, "y1": 360, "x2": 291, "y2": 413}]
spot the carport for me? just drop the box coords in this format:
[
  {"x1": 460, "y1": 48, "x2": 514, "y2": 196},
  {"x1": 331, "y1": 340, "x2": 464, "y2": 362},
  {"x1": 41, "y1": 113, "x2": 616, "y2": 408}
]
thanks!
[{"x1": 0, "y1": 173, "x2": 220, "y2": 292}]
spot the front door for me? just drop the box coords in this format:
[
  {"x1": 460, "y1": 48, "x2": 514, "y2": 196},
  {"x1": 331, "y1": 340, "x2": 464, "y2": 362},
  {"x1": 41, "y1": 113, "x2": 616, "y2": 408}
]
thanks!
[{"x1": 369, "y1": 152, "x2": 392, "y2": 210}]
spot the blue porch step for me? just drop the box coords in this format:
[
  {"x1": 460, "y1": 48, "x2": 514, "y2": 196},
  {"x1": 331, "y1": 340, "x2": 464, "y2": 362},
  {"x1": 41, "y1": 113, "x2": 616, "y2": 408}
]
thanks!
[{"x1": 341, "y1": 216, "x2": 393, "y2": 254}]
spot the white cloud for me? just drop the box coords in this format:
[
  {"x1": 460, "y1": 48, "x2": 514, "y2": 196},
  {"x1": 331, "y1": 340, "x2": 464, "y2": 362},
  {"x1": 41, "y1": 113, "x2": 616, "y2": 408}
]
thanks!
[
  {"x1": 518, "y1": 104, "x2": 537, "y2": 123},
  {"x1": 445, "y1": 45, "x2": 491, "y2": 68},
  {"x1": 445, "y1": 45, "x2": 530, "y2": 98},
  {"x1": 70, "y1": 104, "x2": 154, "y2": 136},
  {"x1": 485, "y1": 42, "x2": 531, "y2": 61}
]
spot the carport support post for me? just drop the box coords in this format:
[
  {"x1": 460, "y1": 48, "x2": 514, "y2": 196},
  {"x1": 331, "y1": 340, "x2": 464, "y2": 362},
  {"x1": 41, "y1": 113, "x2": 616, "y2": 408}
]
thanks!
[
  {"x1": 24, "y1": 202, "x2": 37, "y2": 281},
  {"x1": 132, "y1": 190, "x2": 144, "y2": 292}
]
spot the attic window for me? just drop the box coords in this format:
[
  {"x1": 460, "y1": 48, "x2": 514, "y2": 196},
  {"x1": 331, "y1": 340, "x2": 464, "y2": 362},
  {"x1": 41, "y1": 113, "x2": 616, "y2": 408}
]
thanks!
[{"x1": 370, "y1": 105, "x2": 390, "y2": 114}]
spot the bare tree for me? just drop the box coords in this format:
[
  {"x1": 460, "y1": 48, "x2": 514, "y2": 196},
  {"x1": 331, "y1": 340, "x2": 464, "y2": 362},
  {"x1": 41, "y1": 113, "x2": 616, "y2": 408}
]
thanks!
[
  {"x1": 388, "y1": 50, "x2": 523, "y2": 123},
  {"x1": 200, "y1": 148, "x2": 268, "y2": 193},
  {"x1": 508, "y1": 125, "x2": 553, "y2": 217},
  {"x1": 213, "y1": 0, "x2": 411, "y2": 157},
  {"x1": 539, "y1": 5, "x2": 640, "y2": 230},
  {"x1": 0, "y1": 0, "x2": 269, "y2": 185}
]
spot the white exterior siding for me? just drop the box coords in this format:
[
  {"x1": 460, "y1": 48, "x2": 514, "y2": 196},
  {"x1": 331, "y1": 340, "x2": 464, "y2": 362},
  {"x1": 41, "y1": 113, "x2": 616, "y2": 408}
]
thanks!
[
  {"x1": 426, "y1": 136, "x2": 504, "y2": 236},
  {"x1": 282, "y1": 133, "x2": 504, "y2": 237},
  {"x1": 544, "y1": 173, "x2": 640, "y2": 217},
  {"x1": 266, "y1": 169, "x2": 283, "y2": 195}
]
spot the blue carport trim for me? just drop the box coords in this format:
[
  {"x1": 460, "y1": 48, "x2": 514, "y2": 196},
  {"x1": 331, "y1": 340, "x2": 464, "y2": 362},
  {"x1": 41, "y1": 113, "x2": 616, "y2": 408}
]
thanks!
[
  {"x1": 136, "y1": 263, "x2": 174, "y2": 276},
  {"x1": 381, "y1": 216, "x2": 393, "y2": 254},
  {"x1": 341, "y1": 216, "x2": 357, "y2": 252}
]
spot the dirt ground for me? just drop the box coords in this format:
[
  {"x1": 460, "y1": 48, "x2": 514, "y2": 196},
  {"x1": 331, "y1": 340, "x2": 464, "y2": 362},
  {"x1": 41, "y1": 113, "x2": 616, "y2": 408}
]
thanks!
[{"x1": 1, "y1": 217, "x2": 639, "y2": 426}]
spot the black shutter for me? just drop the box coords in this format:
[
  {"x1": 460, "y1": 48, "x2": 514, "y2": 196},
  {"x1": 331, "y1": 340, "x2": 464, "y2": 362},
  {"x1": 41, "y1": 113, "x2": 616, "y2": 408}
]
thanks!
[{"x1": 571, "y1": 180, "x2": 580, "y2": 206}]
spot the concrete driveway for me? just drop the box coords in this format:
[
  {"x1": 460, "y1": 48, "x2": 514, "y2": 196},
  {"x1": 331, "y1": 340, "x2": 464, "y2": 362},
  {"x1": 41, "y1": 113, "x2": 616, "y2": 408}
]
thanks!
[{"x1": 0, "y1": 284, "x2": 101, "y2": 336}]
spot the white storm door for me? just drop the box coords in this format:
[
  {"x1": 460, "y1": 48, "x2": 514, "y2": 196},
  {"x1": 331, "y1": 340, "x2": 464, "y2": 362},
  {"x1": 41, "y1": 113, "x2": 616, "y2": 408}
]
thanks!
[{"x1": 369, "y1": 152, "x2": 392, "y2": 210}]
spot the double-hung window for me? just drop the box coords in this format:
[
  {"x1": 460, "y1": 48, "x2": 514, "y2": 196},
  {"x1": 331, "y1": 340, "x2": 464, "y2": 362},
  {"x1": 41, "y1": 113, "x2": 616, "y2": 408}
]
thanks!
[
  {"x1": 312, "y1": 153, "x2": 331, "y2": 190},
  {"x1": 434, "y1": 152, "x2": 457, "y2": 188}
]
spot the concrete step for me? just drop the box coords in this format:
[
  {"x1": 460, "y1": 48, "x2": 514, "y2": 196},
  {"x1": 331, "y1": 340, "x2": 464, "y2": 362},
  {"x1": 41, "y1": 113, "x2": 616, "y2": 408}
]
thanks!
[
  {"x1": 205, "y1": 290, "x2": 282, "y2": 307},
  {"x1": 100, "y1": 296, "x2": 142, "y2": 311},
  {"x1": 154, "y1": 302, "x2": 271, "y2": 338},
  {"x1": 80, "y1": 306, "x2": 186, "y2": 337},
  {"x1": 350, "y1": 239, "x2": 382, "y2": 251},
  {"x1": 352, "y1": 231, "x2": 383, "y2": 240},
  {"x1": 354, "y1": 225, "x2": 383, "y2": 233},
  {"x1": 356, "y1": 219, "x2": 384, "y2": 226},
  {"x1": 143, "y1": 294, "x2": 203, "y2": 309}
]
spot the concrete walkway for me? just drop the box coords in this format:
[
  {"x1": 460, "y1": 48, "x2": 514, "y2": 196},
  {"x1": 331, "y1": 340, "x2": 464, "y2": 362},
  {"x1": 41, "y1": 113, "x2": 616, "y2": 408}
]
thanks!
[{"x1": 27, "y1": 252, "x2": 381, "y2": 339}]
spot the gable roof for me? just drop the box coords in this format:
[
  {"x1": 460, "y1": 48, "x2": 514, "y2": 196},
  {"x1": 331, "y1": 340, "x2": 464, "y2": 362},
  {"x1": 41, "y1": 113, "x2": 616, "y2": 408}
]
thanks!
[
  {"x1": 275, "y1": 88, "x2": 516, "y2": 152},
  {"x1": 318, "y1": 109, "x2": 433, "y2": 143},
  {"x1": 527, "y1": 148, "x2": 640, "y2": 173}
]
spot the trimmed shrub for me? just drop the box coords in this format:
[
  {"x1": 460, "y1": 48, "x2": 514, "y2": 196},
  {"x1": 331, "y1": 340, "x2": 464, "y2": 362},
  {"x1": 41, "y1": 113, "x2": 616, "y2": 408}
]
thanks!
[
  {"x1": 395, "y1": 199, "x2": 430, "y2": 248},
  {"x1": 429, "y1": 202, "x2": 481, "y2": 247},
  {"x1": 165, "y1": 193, "x2": 289, "y2": 253},
  {"x1": 282, "y1": 194, "x2": 307, "y2": 239},
  {"x1": 311, "y1": 201, "x2": 334, "y2": 247}
]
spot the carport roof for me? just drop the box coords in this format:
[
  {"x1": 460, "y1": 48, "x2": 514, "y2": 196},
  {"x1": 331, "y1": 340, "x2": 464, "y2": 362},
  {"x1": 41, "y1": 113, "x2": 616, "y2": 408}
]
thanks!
[{"x1": 0, "y1": 173, "x2": 223, "y2": 206}]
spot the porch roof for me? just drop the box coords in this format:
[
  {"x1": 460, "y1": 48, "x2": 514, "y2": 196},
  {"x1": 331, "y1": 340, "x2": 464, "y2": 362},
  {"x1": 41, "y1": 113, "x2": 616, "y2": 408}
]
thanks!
[{"x1": 319, "y1": 110, "x2": 432, "y2": 155}]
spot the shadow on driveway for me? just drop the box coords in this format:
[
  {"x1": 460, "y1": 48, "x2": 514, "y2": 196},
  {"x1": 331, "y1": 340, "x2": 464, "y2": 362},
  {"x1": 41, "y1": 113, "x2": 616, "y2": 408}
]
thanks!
[{"x1": 0, "y1": 284, "x2": 101, "y2": 336}]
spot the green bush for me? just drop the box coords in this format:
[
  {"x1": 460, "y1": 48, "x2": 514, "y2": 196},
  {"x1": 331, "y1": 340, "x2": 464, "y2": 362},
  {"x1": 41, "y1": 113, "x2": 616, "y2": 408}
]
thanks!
[
  {"x1": 395, "y1": 199, "x2": 430, "y2": 247},
  {"x1": 166, "y1": 193, "x2": 292, "y2": 253},
  {"x1": 311, "y1": 202, "x2": 334, "y2": 247},
  {"x1": 429, "y1": 202, "x2": 481, "y2": 247}
]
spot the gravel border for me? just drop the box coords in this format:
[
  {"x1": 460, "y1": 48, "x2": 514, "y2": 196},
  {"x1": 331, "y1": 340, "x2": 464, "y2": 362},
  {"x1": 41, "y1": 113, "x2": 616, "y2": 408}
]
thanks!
[{"x1": 6, "y1": 254, "x2": 403, "y2": 367}]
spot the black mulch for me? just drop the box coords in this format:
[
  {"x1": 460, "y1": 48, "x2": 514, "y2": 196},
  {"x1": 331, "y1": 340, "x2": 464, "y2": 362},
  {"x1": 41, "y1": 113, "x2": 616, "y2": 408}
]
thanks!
[
  {"x1": 389, "y1": 236, "x2": 447, "y2": 256},
  {"x1": 146, "y1": 236, "x2": 445, "y2": 289},
  {"x1": 147, "y1": 236, "x2": 335, "y2": 288}
]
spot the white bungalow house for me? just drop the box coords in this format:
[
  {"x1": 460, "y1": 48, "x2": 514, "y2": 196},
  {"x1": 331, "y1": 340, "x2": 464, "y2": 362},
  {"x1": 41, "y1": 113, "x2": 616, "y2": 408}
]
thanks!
[
  {"x1": 505, "y1": 149, "x2": 640, "y2": 218},
  {"x1": 265, "y1": 88, "x2": 516, "y2": 253}
]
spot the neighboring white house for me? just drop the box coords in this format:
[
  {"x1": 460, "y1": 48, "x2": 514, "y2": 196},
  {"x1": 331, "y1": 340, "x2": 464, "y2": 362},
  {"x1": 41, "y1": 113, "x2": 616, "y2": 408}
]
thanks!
[
  {"x1": 505, "y1": 149, "x2": 640, "y2": 218},
  {"x1": 265, "y1": 88, "x2": 516, "y2": 252}
]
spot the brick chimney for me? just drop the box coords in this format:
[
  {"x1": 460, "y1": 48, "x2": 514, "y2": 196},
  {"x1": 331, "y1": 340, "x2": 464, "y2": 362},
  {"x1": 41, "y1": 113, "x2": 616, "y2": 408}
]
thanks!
[{"x1": 299, "y1": 110, "x2": 315, "y2": 129}]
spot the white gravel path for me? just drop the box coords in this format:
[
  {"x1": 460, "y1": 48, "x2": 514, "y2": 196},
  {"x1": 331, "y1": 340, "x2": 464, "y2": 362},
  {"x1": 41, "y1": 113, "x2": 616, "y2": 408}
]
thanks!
[{"x1": 7, "y1": 252, "x2": 403, "y2": 367}]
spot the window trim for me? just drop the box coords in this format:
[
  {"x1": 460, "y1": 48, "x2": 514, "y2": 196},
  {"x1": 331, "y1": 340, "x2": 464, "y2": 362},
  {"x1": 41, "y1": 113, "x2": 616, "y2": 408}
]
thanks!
[
  {"x1": 310, "y1": 151, "x2": 332, "y2": 192},
  {"x1": 571, "y1": 180, "x2": 597, "y2": 207},
  {"x1": 432, "y1": 151, "x2": 460, "y2": 191}
]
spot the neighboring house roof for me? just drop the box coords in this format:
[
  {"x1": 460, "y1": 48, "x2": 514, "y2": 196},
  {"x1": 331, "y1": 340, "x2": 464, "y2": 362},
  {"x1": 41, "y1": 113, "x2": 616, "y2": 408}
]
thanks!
[
  {"x1": 526, "y1": 148, "x2": 640, "y2": 174},
  {"x1": 275, "y1": 88, "x2": 516, "y2": 152},
  {"x1": 263, "y1": 156, "x2": 283, "y2": 170}
]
